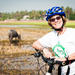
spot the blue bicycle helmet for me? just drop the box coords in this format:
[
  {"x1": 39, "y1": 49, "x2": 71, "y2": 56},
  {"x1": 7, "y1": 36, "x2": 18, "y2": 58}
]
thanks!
[{"x1": 45, "y1": 6, "x2": 66, "y2": 21}]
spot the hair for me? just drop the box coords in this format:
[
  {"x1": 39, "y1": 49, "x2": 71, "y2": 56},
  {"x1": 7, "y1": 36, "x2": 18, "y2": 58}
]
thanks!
[{"x1": 48, "y1": 15, "x2": 67, "y2": 27}]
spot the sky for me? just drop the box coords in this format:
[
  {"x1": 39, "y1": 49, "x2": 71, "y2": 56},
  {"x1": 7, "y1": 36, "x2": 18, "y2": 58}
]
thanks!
[{"x1": 0, "y1": 0, "x2": 75, "y2": 13}]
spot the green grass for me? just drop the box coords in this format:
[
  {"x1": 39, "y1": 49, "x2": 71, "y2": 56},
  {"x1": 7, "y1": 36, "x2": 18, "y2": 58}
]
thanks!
[
  {"x1": 0, "y1": 21, "x2": 75, "y2": 28},
  {"x1": 0, "y1": 21, "x2": 48, "y2": 25},
  {"x1": 65, "y1": 21, "x2": 75, "y2": 28}
]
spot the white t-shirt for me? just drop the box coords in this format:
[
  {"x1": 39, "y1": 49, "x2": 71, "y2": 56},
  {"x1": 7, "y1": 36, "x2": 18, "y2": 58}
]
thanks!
[{"x1": 38, "y1": 28, "x2": 75, "y2": 75}]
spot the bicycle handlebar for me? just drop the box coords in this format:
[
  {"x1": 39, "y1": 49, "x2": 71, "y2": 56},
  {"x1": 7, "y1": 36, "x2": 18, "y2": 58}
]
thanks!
[
  {"x1": 32, "y1": 49, "x2": 75, "y2": 74},
  {"x1": 33, "y1": 49, "x2": 63, "y2": 66}
]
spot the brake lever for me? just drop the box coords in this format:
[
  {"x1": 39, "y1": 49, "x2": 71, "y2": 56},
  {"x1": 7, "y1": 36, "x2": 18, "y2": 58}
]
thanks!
[{"x1": 33, "y1": 52, "x2": 41, "y2": 57}]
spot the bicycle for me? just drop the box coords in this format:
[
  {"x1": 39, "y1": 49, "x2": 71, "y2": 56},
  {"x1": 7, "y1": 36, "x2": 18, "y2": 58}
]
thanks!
[{"x1": 32, "y1": 49, "x2": 64, "y2": 75}]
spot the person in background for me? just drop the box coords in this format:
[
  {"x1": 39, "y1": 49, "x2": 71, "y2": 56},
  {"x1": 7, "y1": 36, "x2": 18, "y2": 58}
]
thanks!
[{"x1": 32, "y1": 6, "x2": 75, "y2": 75}]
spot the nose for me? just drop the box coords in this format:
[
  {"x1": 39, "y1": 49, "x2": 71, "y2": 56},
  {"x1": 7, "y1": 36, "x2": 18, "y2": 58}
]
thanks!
[{"x1": 55, "y1": 19, "x2": 58, "y2": 22}]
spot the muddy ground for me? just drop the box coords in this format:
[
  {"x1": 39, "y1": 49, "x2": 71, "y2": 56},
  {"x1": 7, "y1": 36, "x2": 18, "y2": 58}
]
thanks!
[
  {"x1": 0, "y1": 27, "x2": 55, "y2": 75},
  {"x1": 0, "y1": 27, "x2": 50, "y2": 55}
]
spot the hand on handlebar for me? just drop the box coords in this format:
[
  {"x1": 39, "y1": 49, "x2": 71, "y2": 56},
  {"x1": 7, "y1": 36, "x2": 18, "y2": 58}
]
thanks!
[
  {"x1": 33, "y1": 49, "x2": 64, "y2": 66},
  {"x1": 54, "y1": 57, "x2": 67, "y2": 65},
  {"x1": 55, "y1": 57, "x2": 66, "y2": 62},
  {"x1": 43, "y1": 48, "x2": 52, "y2": 58}
]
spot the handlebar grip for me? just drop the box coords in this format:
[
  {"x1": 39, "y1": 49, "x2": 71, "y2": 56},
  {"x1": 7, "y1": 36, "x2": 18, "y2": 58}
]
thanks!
[
  {"x1": 47, "y1": 58, "x2": 63, "y2": 65},
  {"x1": 55, "y1": 60, "x2": 62, "y2": 65},
  {"x1": 35, "y1": 49, "x2": 39, "y2": 51}
]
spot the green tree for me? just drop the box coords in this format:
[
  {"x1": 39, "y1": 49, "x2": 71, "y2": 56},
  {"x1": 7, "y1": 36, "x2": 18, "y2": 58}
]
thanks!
[{"x1": 65, "y1": 6, "x2": 73, "y2": 19}]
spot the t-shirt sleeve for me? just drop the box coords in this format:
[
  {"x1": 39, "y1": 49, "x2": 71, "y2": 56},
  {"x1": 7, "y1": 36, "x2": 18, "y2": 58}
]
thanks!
[{"x1": 38, "y1": 33, "x2": 52, "y2": 47}]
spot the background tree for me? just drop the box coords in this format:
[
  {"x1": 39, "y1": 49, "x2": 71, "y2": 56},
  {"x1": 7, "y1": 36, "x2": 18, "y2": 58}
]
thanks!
[
  {"x1": 0, "y1": 6, "x2": 75, "y2": 21},
  {"x1": 65, "y1": 6, "x2": 73, "y2": 19}
]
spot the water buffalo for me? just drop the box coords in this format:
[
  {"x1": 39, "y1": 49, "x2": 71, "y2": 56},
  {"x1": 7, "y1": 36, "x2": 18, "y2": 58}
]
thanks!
[{"x1": 8, "y1": 30, "x2": 21, "y2": 43}]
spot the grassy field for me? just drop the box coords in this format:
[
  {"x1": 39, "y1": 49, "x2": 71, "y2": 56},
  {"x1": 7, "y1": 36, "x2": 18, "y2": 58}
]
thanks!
[
  {"x1": 0, "y1": 20, "x2": 47, "y2": 25},
  {"x1": 0, "y1": 20, "x2": 75, "y2": 27},
  {"x1": 65, "y1": 21, "x2": 75, "y2": 28},
  {"x1": 0, "y1": 20, "x2": 75, "y2": 30}
]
